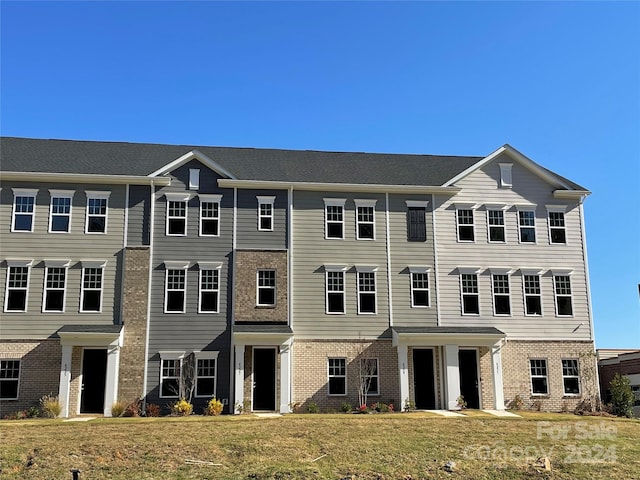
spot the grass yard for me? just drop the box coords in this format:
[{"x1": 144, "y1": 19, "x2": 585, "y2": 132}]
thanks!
[{"x1": 1, "y1": 411, "x2": 638, "y2": 479}]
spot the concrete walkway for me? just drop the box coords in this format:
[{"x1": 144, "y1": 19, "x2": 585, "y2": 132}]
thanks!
[
  {"x1": 423, "y1": 409, "x2": 466, "y2": 417},
  {"x1": 482, "y1": 409, "x2": 521, "y2": 417}
]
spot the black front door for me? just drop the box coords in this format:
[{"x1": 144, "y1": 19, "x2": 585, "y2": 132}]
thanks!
[
  {"x1": 413, "y1": 348, "x2": 436, "y2": 409},
  {"x1": 253, "y1": 348, "x2": 276, "y2": 411},
  {"x1": 80, "y1": 349, "x2": 108, "y2": 414},
  {"x1": 458, "y1": 349, "x2": 480, "y2": 409}
]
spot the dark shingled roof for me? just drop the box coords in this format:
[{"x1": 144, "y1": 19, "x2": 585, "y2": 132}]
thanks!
[
  {"x1": 57, "y1": 324, "x2": 123, "y2": 334},
  {"x1": 0, "y1": 137, "x2": 482, "y2": 186}
]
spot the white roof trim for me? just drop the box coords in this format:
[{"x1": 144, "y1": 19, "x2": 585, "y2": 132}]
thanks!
[
  {"x1": 11, "y1": 188, "x2": 38, "y2": 196},
  {"x1": 515, "y1": 203, "x2": 537, "y2": 211},
  {"x1": 552, "y1": 268, "x2": 574, "y2": 276},
  {"x1": 458, "y1": 266, "x2": 482, "y2": 274},
  {"x1": 85, "y1": 190, "x2": 111, "y2": 199},
  {"x1": 355, "y1": 265, "x2": 378, "y2": 273},
  {"x1": 193, "y1": 350, "x2": 219, "y2": 359},
  {"x1": 164, "y1": 261, "x2": 190, "y2": 270},
  {"x1": 165, "y1": 192, "x2": 192, "y2": 202},
  {"x1": 2, "y1": 171, "x2": 171, "y2": 186},
  {"x1": 454, "y1": 202, "x2": 479, "y2": 210},
  {"x1": 257, "y1": 195, "x2": 276, "y2": 204},
  {"x1": 81, "y1": 260, "x2": 107, "y2": 268},
  {"x1": 520, "y1": 268, "x2": 545, "y2": 275},
  {"x1": 198, "y1": 194, "x2": 222, "y2": 202},
  {"x1": 45, "y1": 259, "x2": 71, "y2": 268},
  {"x1": 354, "y1": 199, "x2": 378, "y2": 207},
  {"x1": 197, "y1": 261, "x2": 222, "y2": 270},
  {"x1": 49, "y1": 189, "x2": 75, "y2": 197},
  {"x1": 405, "y1": 200, "x2": 430, "y2": 208},
  {"x1": 484, "y1": 203, "x2": 508, "y2": 210},
  {"x1": 324, "y1": 264, "x2": 348, "y2": 272},
  {"x1": 409, "y1": 266, "x2": 431, "y2": 274},
  {"x1": 323, "y1": 198, "x2": 347, "y2": 206},
  {"x1": 489, "y1": 267, "x2": 514, "y2": 275},
  {"x1": 6, "y1": 259, "x2": 33, "y2": 267},
  {"x1": 159, "y1": 350, "x2": 186, "y2": 360},
  {"x1": 149, "y1": 150, "x2": 237, "y2": 179}
]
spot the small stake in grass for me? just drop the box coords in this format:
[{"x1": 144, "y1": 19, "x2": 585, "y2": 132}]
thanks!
[
  {"x1": 70, "y1": 469, "x2": 81, "y2": 480},
  {"x1": 310, "y1": 454, "x2": 328, "y2": 463}
]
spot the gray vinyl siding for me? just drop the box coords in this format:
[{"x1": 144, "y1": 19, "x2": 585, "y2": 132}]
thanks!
[
  {"x1": 127, "y1": 185, "x2": 151, "y2": 246},
  {"x1": 291, "y1": 191, "x2": 389, "y2": 339},
  {"x1": 0, "y1": 181, "x2": 126, "y2": 338},
  {"x1": 388, "y1": 194, "x2": 438, "y2": 327},
  {"x1": 435, "y1": 155, "x2": 592, "y2": 340},
  {"x1": 236, "y1": 189, "x2": 288, "y2": 250}
]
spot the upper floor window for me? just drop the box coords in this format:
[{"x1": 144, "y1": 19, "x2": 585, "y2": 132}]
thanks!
[
  {"x1": 530, "y1": 359, "x2": 548, "y2": 395},
  {"x1": 189, "y1": 169, "x2": 200, "y2": 190},
  {"x1": 325, "y1": 267, "x2": 346, "y2": 314},
  {"x1": 11, "y1": 189, "x2": 37, "y2": 232},
  {"x1": 43, "y1": 261, "x2": 69, "y2": 312},
  {"x1": 199, "y1": 194, "x2": 221, "y2": 236},
  {"x1": 562, "y1": 359, "x2": 580, "y2": 395},
  {"x1": 406, "y1": 201, "x2": 429, "y2": 242},
  {"x1": 517, "y1": 207, "x2": 536, "y2": 243},
  {"x1": 355, "y1": 200, "x2": 376, "y2": 240},
  {"x1": 410, "y1": 267, "x2": 430, "y2": 308},
  {"x1": 547, "y1": 206, "x2": 567, "y2": 244},
  {"x1": 499, "y1": 163, "x2": 513, "y2": 188},
  {"x1": 48, "y1": 190, "x2": 74, "y2": 233},
  {"x1": 328, "y1": 357, "x2": 346, "y2": 395},
  {"x1": 0, "y1": 360, "x2": 20, "y2": 400},
  {"x1": 4, "y1": 261, "x2": 32, "y2": 312},
  {"x1": 553, "y1": 273, "x2": 573, "y2": 316},
  {"x1": 164, "y1": 262, "x2": 189, "y2": 313},
  {"x1": 523, "y1": 273, "x2": 542, "y2": 316},
  {"x1": 257, "y1": 196, "x2": 275, "y2": 232},
  {"x1": 492, "y1": 272, "x2": 511, "y2": 315},
  {"x1": 85, "y1": 191, "x2": 110, "y2": 234},
  {"x1": 199, "y1": 263, "x2": 221, "y2": 313},
  {"x1": 195, "y1": 352, "x2": 218, "y2": 398},
  {"x1": 460, "y1": 271, "x2": 479, "y2": 315},
  {"x1": 80, "y1": 262, "x2": 105, "y2": 312},
  {"x1": 257, "y1": 269, "x2": 276, "y2": 306},
  {"x1": 487, "y1": 207, "x2": 506, "y2": 243},
  {"x1": 456, "y1": 206, "x2": 475, "y2": 242},
  {"x1": 357, "y1": 268, "x2": 377, "y2": 314},
  {"x1": 324, "y1": 198, "x2": 346, "y2": 239},
  {"x1": 165, "y1": 193, "x2": 190, "y2": 236}
]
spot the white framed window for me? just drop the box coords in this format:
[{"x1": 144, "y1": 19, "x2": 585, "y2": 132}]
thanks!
[
  {"x1": 80, "y1": 261, "x2": 106, "y2": 313},
  {"x1": 523, "y1": 273, "x2": 543, "y2": 316},
  {"x1": 360, "y1": 358, "x2": 379, "y2": 396},
  {"x1": 85, "y1": 191, "x2": 110, "y2": 234},
  {"x1": 4, "y1": 260, "x2": 32, "y2": 312},
  {"x1": 324, "y1": 198, "x2": 346, "y2": 239},
  {"x1": 355, "y1": 199, "x2": 376, "y2": 240},
  {"x1": 491, "y1": 273, "x2": 511, "y2": 316},
  {"x1": 499, "y1": 163, "x2": 513, "y2": 188},
  {"x1": 530, "y1": 359, "x2": 549, "y2": 395},
  {"x1": 165, "y1": 193, "x2": 190, "y2": 236},
  {"x1": 199, "y1": 194, "x2": 221, "y2": 237},
  {"x1": 554, "y1": 273, "x2": 573, "y2": 316},
  {"x1": 456, "y1": 204, "x2": 476, "y2": 242},
  {"x1": 257, "y1": 196, "x2": 275, "y2": 232},
  {"x1": 562, "y1": 359, "x2": 580, "y2": 395},
  {"x1": 159, "y1": 351, "x2": 185, "y2": 398},
  {"x1": 0, "y1": 360, "x2": 20, "y2": 400},
  {"x1": 517, "y1": 205, "x2": 536, "y2": 243},
  {"x1": 195, "y1": 351, "x2": 219, "y2": 398},
  {"x1": 409, "y1": 267, "x2": 430, "y2": 308},
  {"x1": 257, "y1": 269, "x2": 276, "y2": 306},
  {"x1": 42, "y1": 260, "x2": 69, "y2": 312},
  {"x1": 11, "y1": 189, "x2": 37, "y2": 232},
  {"x1": 325, "y1": 266, "x2": 346, "y2": 314},
  {"x1": 460, "y1": 270, "x2": 480, "y2": 315},
  {"x1": 357, "y1": 267, "x2": 377, "y2": 314},
  {"x1": 48, "y1": 190, "x2": 74, "y2": 233},
  {"x1": 198, "y1": 262, "x2": 221, "y2": 313},
  {"x1": 328, "y1": 357, "x2": 347, "y2": 395},
  {"x1": 406, "y1": 201, "x2": 429, "y2": 242},
  {"x1": 164, "y1": 261, "x2": 189, "y2": 313},
  {"x1": 189, "y1": 169, "x2": 200, "y2": 190},
  {"x1": 486, "y1": 207, "x2": 506, "y2": 243},
  {"x1": 547, "y1": 206, "x2": 567, "y2": 244}
]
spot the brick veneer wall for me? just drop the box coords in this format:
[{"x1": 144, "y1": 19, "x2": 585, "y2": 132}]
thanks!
[
  {"x1": 598, "y1": 354, "x2": 640, "y2": 400},
  {"x1": 68, "y1": 346, "x2": 83, "y2": 416},
  {"x1": 0, "y1": 340, "x2": 61, "y2": 416},
  {"x1": 292, "y1": 339, "x2": 399, "y2": 412},
  {"x1": 118, "y1": 247, "x2": 150, "y2": 403},
  {"x1": 234, "y1": 250, "x2": 288, "y2": 322},
  {"x1": 407, "y1": 347, "x2": 443, "y2": 410}
]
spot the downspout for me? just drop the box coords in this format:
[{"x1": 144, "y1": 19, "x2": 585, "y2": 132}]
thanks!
[
  {"x1": 142, "y1": 181, "x2": 155, "y2": 404},
  {"x1": 229, "y1": 187, "x2": 238, "y2": 412},
  {"x1": 385, "y1": 193, "x2": 393, "y2": 327}
]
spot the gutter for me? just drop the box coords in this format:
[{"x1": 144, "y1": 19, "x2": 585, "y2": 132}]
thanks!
[{"x1": 0, "y1": 171, "x2": 172, "y2": 186}]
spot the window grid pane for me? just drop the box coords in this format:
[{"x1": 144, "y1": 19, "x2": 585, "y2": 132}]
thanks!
[
  {"x1": 8, "y1": 267, "x2": 29, "y2": 288},
  {"x1": 83, "y1": 268, "x2": 103, "y2": 289},
  {"x1": 88, "y1": 198, "x2": 107, "y2": 215},
  {"x1": 530, "y1": 359, "x2": 547, "y2": 376},
  {"x1": 555, "y1": 276, "x2": 572, "y2": 295},
  {"x1": 201, "y1": 270, "x2": 219, "y2": 290},
  {"x1": 167, "y1": 270, "x2": 185, "y2": 290},
  {"x1": 46, "y1": 268, "x2": 66, "y2": 289},
  {"x1": 326, "y1": 205, "x2": 343, "y2": 222},
  {"x1": 562, "y1": 359, "x2": 579, "y2": 376},
  {"x1": 15, "y1": 196, "x2": 35, "y2": 213},
  {"x1": 549, "y1": 212, "x2": 565, "y2": 227},
  {"x1": 493, "y1": 275, "x2": 510, "y2": 294},
  {"x1": 458, "y1": 209, "x2": 473, "y2": 225},
  {"x1": 524, "y1": 275, "x2": 541, "y2": 294},
  {"x1": 51, "y1": 197, "x2": 71, "y2": 214},
  {"x1": 358, "y1": 272, "x2": 376, "y2": 292},
  {"x1": 327, "y1": 272, "x2": 344, "y2": 291},
  {"x1": 168, "y1": 201, "x2": 186, "y2": 217},
  {"x1": 258, "y1": 270, "x2": 276, "y2": 286},
  {"x1": 488, "y1": 210, "x2": 504, "y2": 225},
  {"x1": 461, "y1": 274, "x2": 478, "y2": 293},
  {"x1": 201, "y1": 202, "x2": 219, "y2": 218},
  {"x1": 0, "y1": 360, "x2": 20, "y2": 378},
  {"x1": 357, "y1": 207, "x2": 374, "y2": 223},
  {"x1": 519, "y1": 211, "x2": 535, "y2": 226}
]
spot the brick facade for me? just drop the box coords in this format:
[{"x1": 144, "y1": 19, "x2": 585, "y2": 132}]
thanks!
[{"x1": 598, "y1": 352, "x2": 640, "y2": 400}]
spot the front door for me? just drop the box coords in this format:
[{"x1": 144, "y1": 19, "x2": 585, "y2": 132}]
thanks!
[
  {"x1": 458, "y1": 349, "x2": 480, "y2": 409},
  {"x1": 80, "y1": 349, "x2": 108, "y2": 414},
  {"x1": 252, "y1": 348, "x2": 276, "y2": 411},
  {"x1": 413, "y1": 348, "x2": 436, "y2": 409}
]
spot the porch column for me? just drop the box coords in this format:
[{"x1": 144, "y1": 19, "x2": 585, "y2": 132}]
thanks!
[
  {"x1": 234, "y1": 343, "x2": 245, "y2": 414},
  {"x1": 444, "y1": 344, "x2": 461, "y2": 410},
  {"x1": 58, "y1": 344, "x2": 73, "y2": 418},
  {"x1": 103, "y1": 345, "x2": 120, "y2": 416},
  {"x1": 279, "y1": 340, "x2": 292, "y2": 413},
  {"x1": 397, "y1": 342, "x2": 410, "y2": 408},
  {"x1": 491, "y1": 343, "x2": 505, "y2": 410}
]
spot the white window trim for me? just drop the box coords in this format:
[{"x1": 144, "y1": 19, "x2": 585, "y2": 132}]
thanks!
[
  {"x1": 256, "y1": 269, "x2": 276, "y2": 307},
  {"x1": 324, "y1": 198, "x2": 346, "y2": 240},
  {"x1": 405, "y1": 200, "x2": 430, "y2": 208},
  {"x1": 455, "y1": 203, "x2": 478, "y2": 243},
  {"x1": 355, "y1": 199, "x2": 377, "y2": 241},
  {"x1": 4, "y1": 260, "x2": 33, "y2": 313},
  {"x1": 522, "y1": 272, "x2": 543, "y2": 316},
  {"x1": 85, "y1": 191, "x2": 111, "y2": 234},
  {"x1": 48, "y1": 190, "x2": 75, "y2": 234},
  {"x1": 553, "y1": 273, "x2": 574, "y2": 317},
  {"x1": 198, "y1": 264, "x2": 221, "y2": 314},
  {"x1": 356, "y1": 269, "x2": 377, "y2": 315},
  {"x1": 257, "y1": 196, "x2": 275, "y2": 232},
  {"x1": 325, "y1": 269, "x2": 346, "y2": 315},
  {"x1": 516, "y1": 208, "x2": 537, "y2": 244},
  {"x1": 530, "y1": 358, "x2": 549, "y2": 396},
  {"x1": 327, "y1": 357, "x2": 347, "y2": 396},
  {"x1": 561, "y1": 358, "x2": 581, "y2": 396},
  {"x1": 194, "y1": 351, "x2": 219, "y2": 398},
  {"x1": 0, "y1": 359, "x2": 21, "y2": 400},
  {"x1": 460, "y1": 272, "x2": 480, "y2": 316},
  {"x1": 486, "y1": 205, "x2": 507, "y2": 243},
  {"x1": 159, "y1": 351, "x2": 185, "y2": 399},
  {"x1": 189, "y1": 169, "x2": 200, "y2": 190},
  {"x1": 361, "y1": 358, "x2": 380, "y2": 396},
  {"x1": 546, "y1": 205, "x2": 568, "y2": 245},
  {"x1": 165, "y1": 193, "x2": 191, "y2": 236},
  {"x1": 164, "y1": 264, "x2": 188, "y2": 313},
  {"x1": 79, "y1": 263, "x2": 105, "y2": 313},
  {"x1": 499, "y1": 163, "x2": 513, "y2": 188},
  {"x1": 491, "y1": 273, "x2": 512, "y2": 317},
  {"x1": 199, "y1": 194, "x2": 222, "y2": 237},
  {"x1": 409, "y1": 267, "x2": 431, "y2": 308},
  {"x1": 11, "y1": 188, "x2": 37, "y2": 233},
  {"x1": 42, "y1": 264, "x2": 69, "y2": 313}
]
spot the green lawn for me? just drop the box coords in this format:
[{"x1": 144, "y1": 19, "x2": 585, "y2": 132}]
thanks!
[{"x1": 1, "y1": 411, "x2": 638, "y2": 479}]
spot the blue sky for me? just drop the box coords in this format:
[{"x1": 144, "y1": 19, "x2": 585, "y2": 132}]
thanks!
[{"x1": 1, "y1": 1, "x2": 638, "y2": 348}]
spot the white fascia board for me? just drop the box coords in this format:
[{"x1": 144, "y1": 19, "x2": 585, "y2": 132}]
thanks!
[
  {"x1": 554, "y1": 190, "x2": 591, "y2": 202},
  {"x1": 392, "y1": 331, "x2": 506, "y2": 347},
  {"x1": 0, "y1": 171, "x2": 171, "y2": 186},
  {"x1": 149, "y1": 150, "x2": 236, "y2": 180},
  {"x1": 59, "y1": 331, "x2": 122, "y2": 347},
  {"x1": 218, "y1": 179, "x2": 461, "y2": 195},
  {"x1": 232, "y1": 331, "x2": 293, "y2": 345}
]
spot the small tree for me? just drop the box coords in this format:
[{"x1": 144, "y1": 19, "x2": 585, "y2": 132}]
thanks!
[
  {"x1": 609, "y1": 373, "x2": 634, "y2": 418},
  {"x1": 358, "y1": 358, "x2": 378, "y2": 408}
]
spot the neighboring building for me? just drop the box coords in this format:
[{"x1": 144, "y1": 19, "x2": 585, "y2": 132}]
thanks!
[
  {"x1": 597, "y1": 349, "x2": 640, "y2": 417},
  {"x1": 0, "y1": 137, "x2": 598, "y2": 416}
]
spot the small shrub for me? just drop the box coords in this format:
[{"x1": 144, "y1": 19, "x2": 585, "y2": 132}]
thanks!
[
  {"x1": 110, "y1": 401, "x2": 125, "y2": 417},
  {"x1": 609, "y1": 373, "x2": 634, "y2": 418},
  {"x1": 341, "y1": 402, "x2": 353, "y2": 413},
  {"x1": 377, "y1": 403, "x2": 391, "y2": 413},
  {"x1": 403, "y1": 398, "x2": 415, "y2": 412},
  {"x1": 508, "y1": 395, "x2": 525, "y2": 410},
  {"x1": 235, "y1": 399, "x2": 251, "y2": 414},
  {"x1": 307, "y1": 402, "x2": 320, "y2": 413},
  {"x1": 289, "y1": 401, "x2": 302, "y2": 413},
  {"x1": 26, "y1": 406, "x2": 40, "y2": 418},
  {"x1": 39, "y1": 394, "x2": 62, "y2": 418},
  {"x1": 531, "y1": 399, "x2": 543, "y2": 412},
  {"x1": 204, "y1": 398, "x2": 224, "y2": 416},
  {"x1": 123, "y1": 399, "x2": 142, "y2": 417},
  {"x1": 145, "y1": 403, "x2": 161, "y2": 417},
  {"x1": 171, "y1": 398, "x2": 193, "y2": 416},
  {"x1": 456, "y1": 395, "x2": 467, "y2": 409},
  {"x1": 358, "y1": 404, "x2": 369, "y2": 413}
]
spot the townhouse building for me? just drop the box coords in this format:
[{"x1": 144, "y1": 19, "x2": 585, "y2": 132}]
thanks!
[{"x1": 0, "y1": 137, "x2": 598, "y2": 416}]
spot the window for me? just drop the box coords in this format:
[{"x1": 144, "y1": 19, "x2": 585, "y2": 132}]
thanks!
[
  {"x1": 326, "y1": 269, "x2": 345, "y2": 314},
  {"x1": 410, "y1": 269, "x2": 430, "y2": 307},
  {"x1": 11, "y1": 189, "x2": 37, "y2": 232},
  {"x1": 554, "y1": 274, "x2": 573, "y2": 316},
  {"x1": 328, "y1": 358, "x2": 346, "y2": 395},
  {"x1": 257, "y1": 196, "x2": 275, "y2": 232},
  {"x1": 80, "y1": 263, "x2": 105, "y2": 312},
  {"x1": 4, "y1": 262, "x2": 31, "y2": 312},
  {"x1": 487, "y1": 209, "x2": 505, "y2": 242},
  {"x1": 499, "y1": 163, "x2": 513, "y2": 188},
  {"x1": 257, "y1": 270, "x2": 276, "y2": 306},
  {"x1": 43, "y1": 264, "x2": 68, "y2": 312},
  {"x1": 407, "y1": 207, "x2": 427, "y2": 242},
  {"x1": 562, "y1": 359, "x2": 580, "y2": 395},
  {"x1": 48, "y1": 190, "x2": 74, "y2": 233},
  {"x1": 547, "y1": 207, "x2": 567, "y2": 244},
  {"x1": 360, "y1": 358, "x2": 379, "y2": 396},
  {"x1": 518, "y1": 208, "x2": 536, "y2": 243},
  {"x1": 632, "y1": 386, "x2": 640, "y2": 407},
  {"x1": 85, "y1": 191, "x2": 109, "y2": 234},
  {"x1": 492, "y1": 274, "x2": 511, "y2": 315},
  {"x1": 165, "y1": 193, "x2": 190, "y2": 236},
  {"x1": 456, "y1": 208, "x2": 475, "y2": 242},
  {"x1": 195, "y1": 352, "x2": 218, "y2": 397},
  {"x1": 324, "y1": 199, "x2": 346, "y2": 239},
  {"x1": 460, "y1": 273, "x2": 479, "y2": 315},
  {"x1": 159, "y1": 353, "x2": 184, "y2": 398},
  {"x1": 355, "y1": 200, "x2": 376, "y2": 240},
  {"x1": 357, "y1": 269, "x2": 377, "y2": 314},
  {"x1": 530, "y1": 359, "x2": 548, "y2": 395},
  {"x1": 189, "y1": 169, "x2": 200, "y2": 190},
  {"x1": 199, "y1": 268, "x2": 220, "y2": 313},
  {"x1": 164, "y1": 265, "x2": 187, "y2": 313},
  {"x1": 523, "y1": 274, "x2": 542, "y2": 316},
  {"x1": 0, "y1": 360, "x2": 20, "y2": 400},
  {"x1": 199, "y1": 194, "x2": 221, "y2": 236}
]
